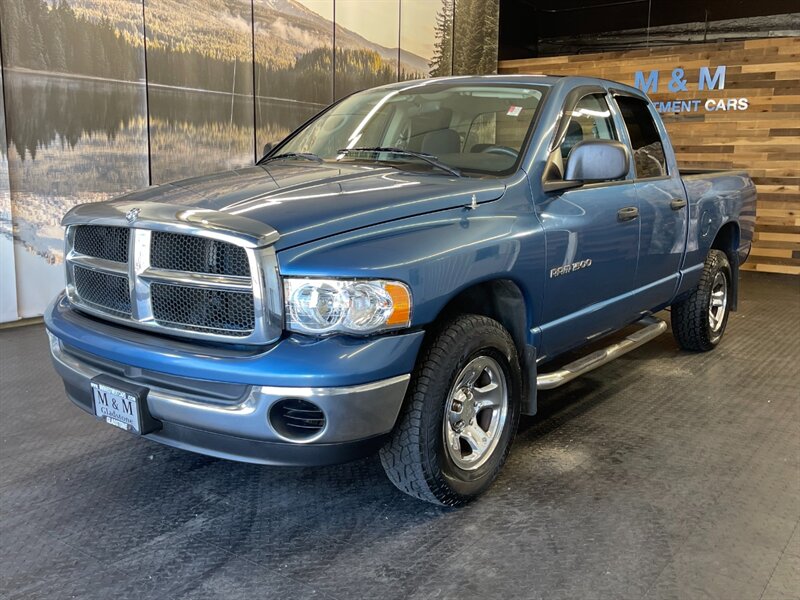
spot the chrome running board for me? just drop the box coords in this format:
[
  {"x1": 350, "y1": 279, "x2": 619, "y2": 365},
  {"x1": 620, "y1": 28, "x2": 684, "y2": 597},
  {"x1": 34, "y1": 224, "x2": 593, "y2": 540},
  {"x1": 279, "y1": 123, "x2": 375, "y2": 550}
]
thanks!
[{"x1": 536, "y1": 316, "x2": 668, "y2": 390}]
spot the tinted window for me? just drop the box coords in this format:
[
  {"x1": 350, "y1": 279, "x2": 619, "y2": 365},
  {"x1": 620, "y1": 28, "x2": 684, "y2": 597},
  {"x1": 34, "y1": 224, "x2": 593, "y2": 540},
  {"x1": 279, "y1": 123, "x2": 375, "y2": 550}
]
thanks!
[
  {"x1": 560, "y1": 94, "x2": 617, "y2": 162},
  {"x1": 616, "y1": 96, "x2": 668, "y2": 178}
]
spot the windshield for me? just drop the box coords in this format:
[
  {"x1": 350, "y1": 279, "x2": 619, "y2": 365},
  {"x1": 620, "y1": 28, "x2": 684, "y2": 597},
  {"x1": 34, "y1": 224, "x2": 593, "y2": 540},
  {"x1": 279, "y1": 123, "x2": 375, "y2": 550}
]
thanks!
[{"x1": 274, "y1": 81, "x2": 548, "y2": 176}]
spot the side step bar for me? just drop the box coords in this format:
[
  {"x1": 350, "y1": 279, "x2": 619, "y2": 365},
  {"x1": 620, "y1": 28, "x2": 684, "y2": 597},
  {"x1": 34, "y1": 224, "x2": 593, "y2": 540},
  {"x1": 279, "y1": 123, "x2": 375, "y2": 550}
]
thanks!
[{"x1": 536, "y1": 316, "x2": 668, "y2": 390}]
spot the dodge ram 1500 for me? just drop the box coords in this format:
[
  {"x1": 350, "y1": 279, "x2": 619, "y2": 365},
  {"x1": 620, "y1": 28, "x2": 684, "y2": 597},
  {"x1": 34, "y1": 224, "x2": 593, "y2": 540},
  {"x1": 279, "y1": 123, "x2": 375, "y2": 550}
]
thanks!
[{"x1": 46, "y1": 75, "x2": 756, "y2": 505}]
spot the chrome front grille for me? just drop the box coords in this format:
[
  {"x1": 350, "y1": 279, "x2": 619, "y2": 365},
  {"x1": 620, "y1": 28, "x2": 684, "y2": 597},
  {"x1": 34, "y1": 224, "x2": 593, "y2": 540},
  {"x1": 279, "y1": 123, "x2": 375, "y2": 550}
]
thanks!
[{"x1": 62, "y1": 202, "x2": 282, "y2": 345}]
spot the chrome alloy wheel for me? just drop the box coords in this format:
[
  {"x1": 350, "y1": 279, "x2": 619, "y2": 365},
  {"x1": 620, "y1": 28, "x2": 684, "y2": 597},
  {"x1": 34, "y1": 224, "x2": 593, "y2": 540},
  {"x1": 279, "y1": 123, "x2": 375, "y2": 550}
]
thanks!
[
  {"x1": 708, "y1": 271, "x2": 728, "y2": 333},
  {"x1": 443, "y1": 355, "x2": 509, "y2": 471}
]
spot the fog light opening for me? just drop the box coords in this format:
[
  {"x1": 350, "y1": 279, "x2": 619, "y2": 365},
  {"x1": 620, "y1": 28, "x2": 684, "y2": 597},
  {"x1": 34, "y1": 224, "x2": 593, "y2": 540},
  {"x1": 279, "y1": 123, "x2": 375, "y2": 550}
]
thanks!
[{"x1": 268, "y1": 398, "x2": 326, "y2": 442}]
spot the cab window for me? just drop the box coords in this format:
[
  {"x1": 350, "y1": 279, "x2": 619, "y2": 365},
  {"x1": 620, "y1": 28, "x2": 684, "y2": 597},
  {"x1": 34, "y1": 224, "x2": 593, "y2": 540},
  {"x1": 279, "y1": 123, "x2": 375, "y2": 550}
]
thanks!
[
  {"x1": 545, "y1": 93, "x2": 619, "y2": 182},
  {"x1": 560, "y1": 94, "x2": 617, "y2": 162},
  {"x1": 616, "y1": 96, "x2": 668, "y2": 178}
]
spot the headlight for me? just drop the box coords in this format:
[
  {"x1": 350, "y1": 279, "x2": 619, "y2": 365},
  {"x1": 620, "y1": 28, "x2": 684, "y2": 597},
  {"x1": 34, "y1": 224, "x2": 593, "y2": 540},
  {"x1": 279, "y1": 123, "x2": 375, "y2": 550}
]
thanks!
[{"x1": 284, "y1": 278, "x2": 412, "y2": 335}]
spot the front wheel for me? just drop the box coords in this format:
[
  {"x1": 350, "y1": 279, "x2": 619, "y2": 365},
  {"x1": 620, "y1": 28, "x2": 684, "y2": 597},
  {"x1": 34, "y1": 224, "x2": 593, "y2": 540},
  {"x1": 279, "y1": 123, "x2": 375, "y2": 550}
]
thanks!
[
  {"x1": 671, "y1": 249, "x2": 732, "y2": 352},
  {"x1": 380, "y1": 315, "x2": 522, "y2": 506}
]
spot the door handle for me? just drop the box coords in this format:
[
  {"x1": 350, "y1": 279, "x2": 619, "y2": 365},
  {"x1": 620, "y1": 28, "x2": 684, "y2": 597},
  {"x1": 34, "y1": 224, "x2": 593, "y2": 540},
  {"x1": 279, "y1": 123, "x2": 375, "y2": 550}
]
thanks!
[
  {"x1": 670, "y1": 198, "x2": 688, "y2": 210},
  {"x1": 617, "y1": 206, "x2": 639, "y2": 222}
]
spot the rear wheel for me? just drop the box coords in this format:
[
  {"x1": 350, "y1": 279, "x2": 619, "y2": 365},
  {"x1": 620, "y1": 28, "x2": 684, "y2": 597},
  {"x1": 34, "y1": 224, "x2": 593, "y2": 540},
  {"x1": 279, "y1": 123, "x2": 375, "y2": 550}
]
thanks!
[
  {"x1": 380, "y1": 315, "x2": 521, "y2": 506},
  {"x1": 671, "y1": 249, "x2": 732, "y2": 351}
]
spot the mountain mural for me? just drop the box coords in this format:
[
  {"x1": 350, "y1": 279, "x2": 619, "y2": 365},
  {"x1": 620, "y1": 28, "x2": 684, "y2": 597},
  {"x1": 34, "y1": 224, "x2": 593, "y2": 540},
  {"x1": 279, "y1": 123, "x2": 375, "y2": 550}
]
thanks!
[
  {"x1": 0, "y1": 0, "x2": 498, "y2": 319},
  {"x1": 57, "y1": 0, "x2": 430, "y2": 78}
]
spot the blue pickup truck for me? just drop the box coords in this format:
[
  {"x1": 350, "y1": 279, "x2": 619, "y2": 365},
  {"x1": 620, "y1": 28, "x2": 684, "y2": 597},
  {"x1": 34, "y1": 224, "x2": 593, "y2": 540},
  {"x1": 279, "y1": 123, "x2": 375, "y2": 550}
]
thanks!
[{"x1": 46, "y1": 75, "x2": 755, "y2": 505}]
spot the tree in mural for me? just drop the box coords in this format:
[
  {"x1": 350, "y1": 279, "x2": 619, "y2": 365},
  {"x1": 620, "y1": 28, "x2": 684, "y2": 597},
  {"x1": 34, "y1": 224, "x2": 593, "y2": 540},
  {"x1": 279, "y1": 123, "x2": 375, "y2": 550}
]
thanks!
[
  {"x1": 453, "y1": 0, "x2": 499, "y2": 75},
  {"x1": 429, "y1": 0, "x2": 454, "y2": 77},
  {"x1": 0, "y1": 0, "x2": 141, "y2": 81},
  {"x1": 257, "y1": 47, "x2": 333, "y2": 106},
  {"x1": 335, "y1": 48, "x2": 399, "y2": 99}
]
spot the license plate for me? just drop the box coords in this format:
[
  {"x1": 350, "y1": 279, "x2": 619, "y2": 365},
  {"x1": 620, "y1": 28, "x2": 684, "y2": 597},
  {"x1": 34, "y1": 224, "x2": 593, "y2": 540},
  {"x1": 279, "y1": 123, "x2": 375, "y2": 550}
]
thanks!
[{"x1": 92, "y1": 381, "x2": 142, "y2": 434}]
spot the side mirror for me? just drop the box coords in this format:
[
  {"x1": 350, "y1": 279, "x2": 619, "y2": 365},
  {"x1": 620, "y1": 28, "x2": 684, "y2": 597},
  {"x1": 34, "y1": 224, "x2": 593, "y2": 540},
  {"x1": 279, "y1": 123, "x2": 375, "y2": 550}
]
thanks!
[
  {"x1": 564, "y1": 140, "x2": 629, "y2": 182},
  {"x1": 262, "y1": 142, "x2": 274, "y2": 157}
]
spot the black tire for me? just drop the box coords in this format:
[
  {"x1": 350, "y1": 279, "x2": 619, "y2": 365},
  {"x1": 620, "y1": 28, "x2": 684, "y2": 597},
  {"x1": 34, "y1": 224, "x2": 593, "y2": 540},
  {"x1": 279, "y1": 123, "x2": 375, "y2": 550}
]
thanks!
[
  {"x1": 671, "y1": 249, "x2": 732, "y2": 352},
  {"x1": 380, "y1": 314, "x2": 522, "y2": 506}
]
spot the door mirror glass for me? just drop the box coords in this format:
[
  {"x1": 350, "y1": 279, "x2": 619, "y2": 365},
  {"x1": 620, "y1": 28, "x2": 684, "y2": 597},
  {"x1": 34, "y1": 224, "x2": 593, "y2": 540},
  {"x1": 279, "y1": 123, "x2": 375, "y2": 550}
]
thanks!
[{"x1": 564, "y1": 140, "x2": 629, "y2": 182}]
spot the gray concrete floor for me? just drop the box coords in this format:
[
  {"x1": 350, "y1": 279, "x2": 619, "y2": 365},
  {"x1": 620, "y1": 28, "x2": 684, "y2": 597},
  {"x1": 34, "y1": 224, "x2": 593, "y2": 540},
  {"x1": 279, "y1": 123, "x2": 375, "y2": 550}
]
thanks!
[{"x1": 1, "y1": 272, "x2": 798, "y2": 600}]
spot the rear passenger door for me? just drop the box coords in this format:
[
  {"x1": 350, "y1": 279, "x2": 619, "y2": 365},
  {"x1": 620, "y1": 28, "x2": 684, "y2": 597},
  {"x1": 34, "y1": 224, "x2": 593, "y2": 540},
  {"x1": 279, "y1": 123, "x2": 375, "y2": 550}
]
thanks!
[
  {"x1": 537, "y1": 92, "x2": 640, "y2": 360},
  {"x1": 613, "y1": 94, "x2": 688, "y2": 308}
]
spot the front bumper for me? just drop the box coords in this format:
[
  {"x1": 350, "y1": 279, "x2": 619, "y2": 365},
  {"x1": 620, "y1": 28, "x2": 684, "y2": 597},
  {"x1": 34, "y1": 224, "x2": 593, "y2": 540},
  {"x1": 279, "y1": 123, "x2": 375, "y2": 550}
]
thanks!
[
  {"x1": 45, "y1": 298, "x2": 419, "y2": 466},
  {"x1": 46, "y1": 294, "x2": 424, "y2": 387}
]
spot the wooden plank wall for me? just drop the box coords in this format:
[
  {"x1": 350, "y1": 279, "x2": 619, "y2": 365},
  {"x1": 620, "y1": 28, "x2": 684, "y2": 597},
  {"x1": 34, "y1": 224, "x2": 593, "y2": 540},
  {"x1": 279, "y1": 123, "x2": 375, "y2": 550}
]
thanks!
[{"x1": 499, "y1": 38, "x2": 800, "y2": 275}]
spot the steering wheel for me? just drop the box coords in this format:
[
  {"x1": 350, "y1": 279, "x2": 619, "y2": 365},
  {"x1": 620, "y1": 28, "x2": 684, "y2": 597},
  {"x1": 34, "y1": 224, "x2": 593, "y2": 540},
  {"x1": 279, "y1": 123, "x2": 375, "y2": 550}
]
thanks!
[{"x1": 480, "y1": 145, "x2": 519, "y2": 159}]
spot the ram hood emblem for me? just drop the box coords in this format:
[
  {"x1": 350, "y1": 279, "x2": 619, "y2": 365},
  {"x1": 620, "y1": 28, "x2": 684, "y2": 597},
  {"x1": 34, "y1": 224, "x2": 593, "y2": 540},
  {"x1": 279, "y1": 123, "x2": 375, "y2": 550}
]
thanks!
[{"x1": 125, "y1": 207, "x2": 140, "y2": 223}]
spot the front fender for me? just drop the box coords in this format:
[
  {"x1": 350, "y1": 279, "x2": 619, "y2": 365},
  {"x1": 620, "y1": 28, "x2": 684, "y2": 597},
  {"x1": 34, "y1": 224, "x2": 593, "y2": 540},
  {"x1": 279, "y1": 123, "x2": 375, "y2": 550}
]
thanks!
[{"x1": 277, "y1": 205, "x2": 546, "y2": 332}]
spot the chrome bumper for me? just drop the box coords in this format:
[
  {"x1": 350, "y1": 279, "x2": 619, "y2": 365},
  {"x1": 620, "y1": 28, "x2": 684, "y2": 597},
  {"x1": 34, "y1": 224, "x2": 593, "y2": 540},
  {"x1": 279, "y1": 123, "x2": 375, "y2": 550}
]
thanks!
[{"x1": 48, "y1": 333, "x2": 410, "y2": 465}]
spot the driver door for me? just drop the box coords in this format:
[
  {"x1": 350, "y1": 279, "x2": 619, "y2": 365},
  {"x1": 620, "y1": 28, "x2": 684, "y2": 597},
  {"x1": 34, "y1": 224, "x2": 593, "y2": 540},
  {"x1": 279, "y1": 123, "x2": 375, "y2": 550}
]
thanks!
[{"x1": 537, "y1": 92, "x2": 641, "y2": 360}]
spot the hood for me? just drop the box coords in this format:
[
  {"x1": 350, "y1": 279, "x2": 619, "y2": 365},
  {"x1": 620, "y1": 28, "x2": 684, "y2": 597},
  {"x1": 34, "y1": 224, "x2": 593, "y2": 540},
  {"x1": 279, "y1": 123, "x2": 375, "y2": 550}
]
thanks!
[{"x1": 111, "y1": 162, "x2": 506, "y2": 249}]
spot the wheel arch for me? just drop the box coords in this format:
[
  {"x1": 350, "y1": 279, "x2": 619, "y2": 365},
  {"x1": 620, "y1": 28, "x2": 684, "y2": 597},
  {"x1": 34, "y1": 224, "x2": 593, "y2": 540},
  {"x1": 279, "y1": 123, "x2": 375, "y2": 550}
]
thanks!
[
  {"x1": 710, "y1": 221, "x2": 740, "y2": 310},
  {"x1": 430, "y1": 278, "x2": 538, "y2": 415}
]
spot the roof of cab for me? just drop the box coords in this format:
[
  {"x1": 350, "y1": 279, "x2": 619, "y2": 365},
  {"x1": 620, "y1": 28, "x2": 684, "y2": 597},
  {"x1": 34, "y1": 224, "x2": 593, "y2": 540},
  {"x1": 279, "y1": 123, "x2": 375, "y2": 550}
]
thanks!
[
  {"x1": 374, "y1": 74, "x2": 649, "y2": 100},
  {"x1": 376, "y1": 74, "x2": 565, "y2": 89}
]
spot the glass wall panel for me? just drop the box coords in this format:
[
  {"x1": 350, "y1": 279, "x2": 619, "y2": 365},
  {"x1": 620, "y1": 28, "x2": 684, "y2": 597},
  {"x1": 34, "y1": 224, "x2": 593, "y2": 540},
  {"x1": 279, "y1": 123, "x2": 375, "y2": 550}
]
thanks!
[
  {"x1": 0, "y1": 62, "x2": 18, "y2": 322},
  {"x1": 254, "y1": 0, "x2": 334, "y2": 153},
  {"x1": 400, "y1": 0, "x2": 453, "y2": 80},
  {"x1": 0, "y1": 0, "x2": 149, "y2": 317},
  {"x1": 144, "y1": 0, "x2": 255, "y2": 183},
  {"x1": 334, "y1": 0, "x2": 400, "y2": 100}
]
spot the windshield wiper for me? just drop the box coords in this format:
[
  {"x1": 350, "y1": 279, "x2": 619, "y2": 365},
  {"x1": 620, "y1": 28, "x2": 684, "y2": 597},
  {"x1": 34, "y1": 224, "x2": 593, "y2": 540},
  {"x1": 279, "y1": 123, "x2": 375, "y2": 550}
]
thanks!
[
  {"x1": 259, "y1": 152, "x2": 323, "y2": 165},
  {"x1": 337, "y1": 147, "x2": 462, "y2": 177}
]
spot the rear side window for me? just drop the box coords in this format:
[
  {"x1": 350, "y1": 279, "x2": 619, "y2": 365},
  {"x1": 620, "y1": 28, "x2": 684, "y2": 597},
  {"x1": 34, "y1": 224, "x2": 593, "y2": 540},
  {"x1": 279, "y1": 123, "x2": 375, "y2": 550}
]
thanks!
[{"x1": 616, "y1": 96, "x2": 668, "y2": 178}]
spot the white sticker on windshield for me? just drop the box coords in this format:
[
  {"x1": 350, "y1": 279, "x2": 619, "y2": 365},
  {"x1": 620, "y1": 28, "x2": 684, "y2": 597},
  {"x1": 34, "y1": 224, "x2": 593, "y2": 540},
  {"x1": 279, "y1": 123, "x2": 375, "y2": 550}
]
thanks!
[{"x1": 507, "y1": 105, "x2": 523, "y2": 117}]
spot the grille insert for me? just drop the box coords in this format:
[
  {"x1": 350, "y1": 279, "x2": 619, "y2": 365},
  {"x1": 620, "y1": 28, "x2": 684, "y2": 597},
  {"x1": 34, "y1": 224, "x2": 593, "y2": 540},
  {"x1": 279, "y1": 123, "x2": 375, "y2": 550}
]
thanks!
[
  {"x1": 150, "y1": 283, "x2": 255, "y2": 336},
  {"x1": 73, "y1": 266, "x2": 131, "y2": 316},
  {"x1": 151, "y1": 231, "x2": 249, "y2": 276},
  {"x1": 73, "y1": 225, "x2": 129, "y2": 263}
]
